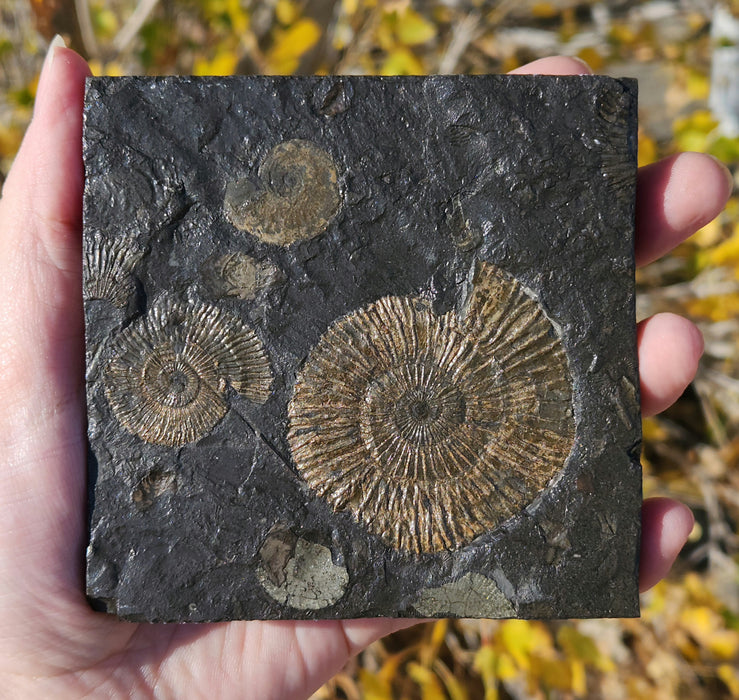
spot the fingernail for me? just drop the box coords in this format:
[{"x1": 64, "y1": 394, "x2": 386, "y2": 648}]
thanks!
[
  {"x1": 568, "y1": 56, "x2": 594, "y2": 74},
  {"x1": 42, "y1": 34, "x2": 67, "y2": 76},
  {"x1": 712, "y1": 155, "x2": 735, "y2": 194},
  {"x1": 35, "y1": 35, "x2": 66, "y2": 115}
]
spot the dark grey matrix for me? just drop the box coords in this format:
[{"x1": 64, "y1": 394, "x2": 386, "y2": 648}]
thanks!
[{"x1": 83, "y1": 75, "x2": 641, "y2": 622}]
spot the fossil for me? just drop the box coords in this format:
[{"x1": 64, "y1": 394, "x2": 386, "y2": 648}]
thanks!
[
  {"x1": 413, "y1": 572, "x2": 515, "y2": 618},
  {"x1": 256, "y1": 525, "x2": 348, "y2": 610},
  {"x1": 288, "y1": 262, "x2": 575, "y2": 554},
  {"x1": 224, "y1": 139, "x2": 340, "y2": 246},
  {"x1": 202, "y1": 251, "x2": 280, "y2": 300},
  {"x1": 104, "y1": 297, "x2": 273, "y2": 446},
  {"x1": 593, "y1": 88, "x2": 634, "y2": 205},
  {"x1": 83, "y1": 232, "x2": 145, "y2": 307}
]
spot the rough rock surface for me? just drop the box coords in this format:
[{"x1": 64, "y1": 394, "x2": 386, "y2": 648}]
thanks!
[{"x1": 83, "y1": 75, "x2": 640, "y2": 622}]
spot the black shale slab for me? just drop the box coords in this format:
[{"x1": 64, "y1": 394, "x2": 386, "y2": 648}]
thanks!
[{"x1": 83, "y1": 75, "x2": 641, "y2": 622}]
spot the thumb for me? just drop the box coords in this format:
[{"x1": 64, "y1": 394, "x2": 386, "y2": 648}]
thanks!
[
  {"x1": 0, "y1": 39, "x2": 91, "y2": 605},
  {"x1": 0, "y1": 38, "x2": 90, "y2": 419}
]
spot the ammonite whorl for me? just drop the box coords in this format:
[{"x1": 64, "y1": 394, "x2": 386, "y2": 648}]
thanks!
[
  {"x1": 104, "y1": 298, "x2": 273, "y2": 447},
  {"x1": 83, "y1": 232, "x2": 145, "y2": 308},
  {"x1": 225, "y1": 139, "x2": 340, "y2": 246},
  {"x1": 287, "y1": 262, "x2": 575, "y2": 554}
]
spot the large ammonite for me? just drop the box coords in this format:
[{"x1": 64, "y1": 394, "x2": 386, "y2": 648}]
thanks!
[
  {"x1": 287, "y1": 262, "x2": 575, "y2": 554},
  {"x1": 104, "y1": 297, "x2": 273, "y2": 447},
  {"x1": 225, "y1": 139, "x2": 340, "y2": 246}
]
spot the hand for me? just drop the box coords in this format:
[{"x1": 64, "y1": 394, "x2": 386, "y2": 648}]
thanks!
[{"x1": 0, "y1": 46, "x2": 730, "y2": 699}]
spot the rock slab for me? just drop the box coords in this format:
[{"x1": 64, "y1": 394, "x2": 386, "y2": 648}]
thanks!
[{"x1": 83, "y1": 75, "x2": 641, "y2": 621}]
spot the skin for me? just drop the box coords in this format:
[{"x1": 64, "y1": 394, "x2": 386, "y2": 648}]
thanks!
[{"x1": 0, "y1": 48, "x2": 731, "y2": 699}]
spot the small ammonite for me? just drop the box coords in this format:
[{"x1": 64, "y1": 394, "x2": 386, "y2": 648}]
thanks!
[
  {"x1": 104, "y1": 297, "x2": 273, "y2": 447},
  {"x1": 287, "y1": 262, "x2": 575, "y2": 554},
  {"x1": 224, "y1": 139, "x2": 340, "y2": 246},
  {"x1": 83, "y1": 232, "x2": 145, "y2": 308}
]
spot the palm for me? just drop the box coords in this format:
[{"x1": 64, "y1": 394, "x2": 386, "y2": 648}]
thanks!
[{"x1": 0, "y1": 49, "x2": 729, "y2": 699}]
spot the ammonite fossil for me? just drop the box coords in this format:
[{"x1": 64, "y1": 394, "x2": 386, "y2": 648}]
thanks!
[
  {"x1": 202, "y1": 251, "x2": 280, "y2": 301},
  {"x1": 288, "y1": 262, "x2": 575, "y2": 554},
  {"x1": 104, "y1": 297, "x2": 273, "y2": 447},
  {"x1": 224, "y1": 139, "x2": 340, "y2": 246},
  {"x1": 83, "y1": 232, "x2": 145, "y2": 308}
]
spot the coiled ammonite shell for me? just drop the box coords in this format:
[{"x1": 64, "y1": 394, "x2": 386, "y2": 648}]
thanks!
[
  {"x1": 104, "y1": 298, "x2": 273, "y2": 447},
  {"x1": 224, "y1": 139, "x2": 340, "y2": 246},
  {"x1": 83, "y1": 232, "x2": 145, "y2": 308},
  {"x1": 288, "y1": 262, "x2": 575, "y2": 554}
]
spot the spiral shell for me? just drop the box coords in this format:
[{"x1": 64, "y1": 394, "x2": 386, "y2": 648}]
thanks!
[
  {"x1": 83, "y1": 232, "x2": 145, "y2": 308},
  {"x1": 104, "y1": 298, "x2": 273, "y2": 446},
  {"x1": 287, "y1": 262, "x2": 575, "y2": 554},
  {"x1": 224, "y1": 139, "x2": 340, "y2": 246}
]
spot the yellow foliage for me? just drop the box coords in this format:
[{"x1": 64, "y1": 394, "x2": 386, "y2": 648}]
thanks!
[
  {"x1": 642, "y1": 416, "x2": 669, "y2": 443},
  {"x1": 342, "y1": 0, "x2": 359, "y2": 14},
  {"x1": 266, "y1": 18, "x2": 321, "y2": 74},
  {"x1": 686, "y1": 293, "x2": 739, "y2": 321},
  {"x1": 501, "y1": 55, "x2": 520, "y2": 73},
  {"x1": 200, "y1": 0, "x2": 249, "y2": 33},
  {"x1": 498, "y1": 620, "x2": 553, "y2": 671},
  {"x1": 227, "y1": 0, "x2": 249, "y2": 34},
  {"x1": 679, "y1": 605, "x2": 739, "y2": 660},
  {"x1": 495, "y1": 652, "x2": 517, "y2": 681},
  {"x1": 193, "y1": 50, "x2": 239, "y2": 76},
  {"x1": 0, "y1": 125, "x2": 23, "y2": 160},
  {"x1": 419, "y1": 619, "x2": 447, "y2": 666},
  {"x1": 692, "y1": 217, "x2": 725, "y2": 249},
  {"x1": 696, "y1": 223, "x2": 739, "y2": 269},
  {"x1": 570, "y1": 658, "x2": 587, "y2": 695},
  {"x1": 375, "y1": 649, "x2": 409, "y2": 687},
  {"x1": 276, "y1": 0, "x2": 299, "y2": 26},
  {"x1": 673, "y1": 109, "x2": 718, "y2": 153},
  {"x1": 638, "y1": 129, "x2": 658, "y2": 167},
  {"x1": 708, "y1": 630, "x2": 739, "y2": 660},
  {"x1": 529, "y1": 655, "x2": 572, "y2": 692},
  {"x1": 577, "y1": 46, "x2": 604, "y2": 71},
  {"x1": 433, "y1": 659, "x2": 469, "y2": 700},
  {"x1": 557, "y1": 625, "x2": 615, "y2": 672},
  {"x1": 381, "y1": 47, "x2": 424, "y2": 75},
  {"x1": 394, "y1": 8, "x2": 436, "y2": 46},
  {"x1": 88, "y1": 59, "x2": 127, "y2": 77},
  {"x1": 719, "y1": 663, "x2": 739, "y2": 698},
  {"x1": 407, "y1": 662, "x2": 446, "y2": 700},
  {"x1": 531, "y1": 3, "x2": 559, "y2": 19},
  {"x1": 609, "y1": 22, "x2": 639, "y2": 46},
  {"x1": 358, "y1": 667, "x2": 392, "y2": 700},
  {"x1": 686, "y1": 68, "x2": 710, "y2": 100},
  {"x1": 91, "y1": 4, "x2": 119, "y2": 40},
  {"x1": 472, "y1": 644, "x2": 499, "y2": 699}
]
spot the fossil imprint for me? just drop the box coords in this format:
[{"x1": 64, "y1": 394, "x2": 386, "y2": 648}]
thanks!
[
  {"x1": 225, "y1": 139, "x2": 341, "y2": 246},
  {"x1": 83, "y1": 232, "x2": 145, "y2": 308},
  {"x1": 288, "y1": 262, "x2": 575, "y2": 554},
  {"x1": 104, "y1": 298, "x2": 273, "y2": 447}
]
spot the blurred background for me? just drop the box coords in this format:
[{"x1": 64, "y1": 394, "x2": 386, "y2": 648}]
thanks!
[{"x1": 2, "y1": 0, "x2": 739, "y2": 697}]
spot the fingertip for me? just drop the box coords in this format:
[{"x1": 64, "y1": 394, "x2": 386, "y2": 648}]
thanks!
[
  {"x1": 662, "y1": 152, "x2": 733, "y2": 230},
  {"x1": 508, "y1": 55, "x2": 593, "y2": 75},
  {"x1": 640, "y1": 497, "x2": 694, "y2": 592},
  {"x1": 2, "y1": 44, "x2": 91, "y2": 246},
  {"x1": 638, "y1": 313, "x2": 703, "y2": 417},
  {"x1": 636, "y1": 152, "x2": 733, "y2": 266}
]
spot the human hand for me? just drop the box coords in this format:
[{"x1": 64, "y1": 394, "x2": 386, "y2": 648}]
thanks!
[{"x1": 0, "y1": 45, "x2": 730, "y2": 699}]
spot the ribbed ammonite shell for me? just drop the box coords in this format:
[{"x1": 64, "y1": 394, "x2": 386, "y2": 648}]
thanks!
[
  {"x1": 224, "y1": 139, "x2": 340, "y2": 246},
  {"x1": 287, "y1": 262, "x2": 575, "y2": 554},
  {"x1": 83, "y1": 232, "x2": 145, "y2": 308},
  {"x1": 104, "y1": 298, "x2": 273, "y2": 447}
]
